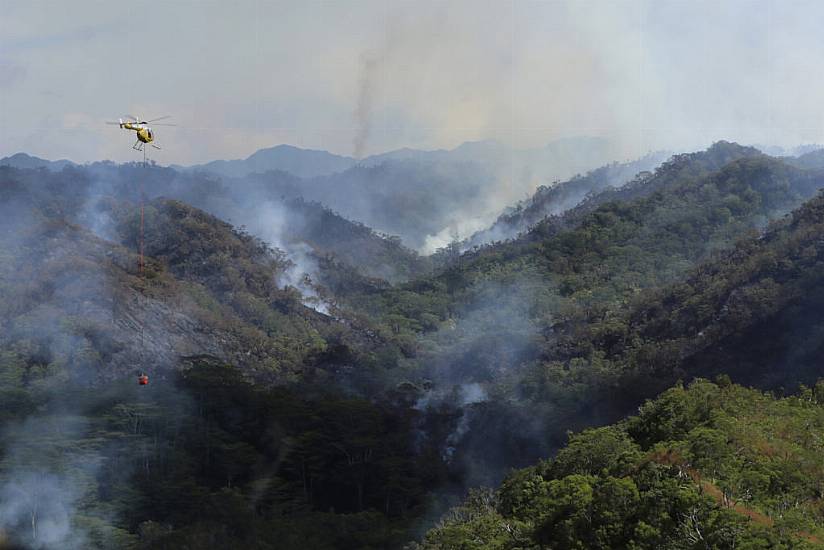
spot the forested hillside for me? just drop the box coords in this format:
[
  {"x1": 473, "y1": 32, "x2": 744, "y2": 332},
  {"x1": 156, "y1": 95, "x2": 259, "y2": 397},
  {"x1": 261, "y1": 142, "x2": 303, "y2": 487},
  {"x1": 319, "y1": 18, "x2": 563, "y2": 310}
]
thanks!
[
  {"x1": 331, "y1": 143, "x2": 824, "y2": 489},
  {"x1": 0, "y1": 169, "x2": 406, "y2": 386},
  {"x1": 0, "y1": 350, "x2": 460, "y2": 548},
  {"x1": 4, "y1": 142, "x2": 824, "y2": 548},
  {"x1": 420, "y1": 379, "x2": 824, "y2": 549},
  {"x1": 181, "y1": 138, "x2": 622, "y2": 252},
  {"x1": 0, "y1": 161, "x2": 426, "y2": 283},
  {"x1": 543, "y1": 183, "x2": 824, "y2": 409},
  {"x1": 464, "y1": 150, "x2": 669, "y2": 247},
  {"x1": 12, "y1": 0, "x2": 824, "y2": 546},
  {"x1": 253, "y1": 159, "x2": 501, "y2": 251},
  {"x1": 348, "y1": 143, "x2": 824, "y2": 382}
]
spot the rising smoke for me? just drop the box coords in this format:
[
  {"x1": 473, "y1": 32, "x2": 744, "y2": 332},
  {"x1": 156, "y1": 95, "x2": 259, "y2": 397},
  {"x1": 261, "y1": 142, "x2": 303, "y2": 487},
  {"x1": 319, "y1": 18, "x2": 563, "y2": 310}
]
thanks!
[
  {"x1": 353, "y1": 52, "x2": 382, "y2": 160},
  {"x1": 246, "y1": 201, "x2": 333, "y2": 315},
  {"x1": 0, "y1": 415, "x2": 102, "y2": 550}
]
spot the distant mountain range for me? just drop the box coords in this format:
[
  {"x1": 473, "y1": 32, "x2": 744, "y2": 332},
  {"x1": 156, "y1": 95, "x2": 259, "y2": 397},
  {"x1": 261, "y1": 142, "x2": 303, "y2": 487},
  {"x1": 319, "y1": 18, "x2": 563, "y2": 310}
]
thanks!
[
  {"x1": 0, "y1": 152, "x2": 76, "y2": 171},
  {"x1": 5, "y1": 139, "x2": 821, "y2": 182},
  {"x1": 175, "y1": 136, "x2": 619, "y2": 182},
  {"x1": 6, "y1": 140, "x2": 821, "y2": 255},
  {"x1": 0, "y1": 139, "x2": 647, "y2": 253},
  {"x1": 175, "y1": 144, "x2": 357, "y2": 179},
  {"x1": 176, "y1": 137, "x2": 629, "y2": 251}
]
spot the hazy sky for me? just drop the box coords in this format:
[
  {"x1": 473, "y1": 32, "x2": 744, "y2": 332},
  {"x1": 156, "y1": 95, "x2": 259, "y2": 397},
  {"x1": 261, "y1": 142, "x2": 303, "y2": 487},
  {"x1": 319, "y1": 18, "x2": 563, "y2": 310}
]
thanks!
[{"x1": 1, "y1": 0, "x2": 823, "y2": 164}]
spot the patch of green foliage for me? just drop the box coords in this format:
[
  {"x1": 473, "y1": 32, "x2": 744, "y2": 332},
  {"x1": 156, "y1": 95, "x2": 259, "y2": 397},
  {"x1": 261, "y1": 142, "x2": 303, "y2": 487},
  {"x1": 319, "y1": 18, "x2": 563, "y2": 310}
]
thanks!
[{"x1": 419, "y1": 379, "x2": 824, "y2": 549}]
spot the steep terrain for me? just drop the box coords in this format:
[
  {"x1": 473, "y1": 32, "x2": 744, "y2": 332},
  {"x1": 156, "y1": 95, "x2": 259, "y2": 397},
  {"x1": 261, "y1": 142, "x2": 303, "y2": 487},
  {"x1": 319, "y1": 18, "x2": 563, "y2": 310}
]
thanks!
[
  {"x1": 464, "y1": 150, "x2": 669, "y2": 247},
  {"x1": 3, "y1": 162, "x2": 426, "y2": 284},
  {"x1": 554, "y1": 185, "x2": 824, "y2": 406},
  {"x1": 0, "y1": 168, "x2": 450, "y2": 550},
  {"x1": 332, "y1": 143, "x2": 824, "y2": 488},
  {"x1": 420, "y1": 379, "x2": 824, "y2": 549},
  {"x1": 183, "y1": 138, "x2": 627, "y2": 252},
  {"x1": 248, "y1": 159, "x2": 502, "y2": 252},
  {"x1": 4, "y1": 142, "x2": 824, "y2": 548},
  {"x1": 352, "y1": 143, "x2": 824, "y2": 354},
  {"x1": 0, "y1": 169, "x2": 404, "y2": 386}
]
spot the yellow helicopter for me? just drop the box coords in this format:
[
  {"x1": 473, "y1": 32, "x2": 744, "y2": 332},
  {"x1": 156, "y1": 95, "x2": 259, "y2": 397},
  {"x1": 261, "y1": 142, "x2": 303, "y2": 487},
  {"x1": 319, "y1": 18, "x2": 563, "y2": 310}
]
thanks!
[{"x1": 107, "y1": 115, "x2": 175, "y2": 151}]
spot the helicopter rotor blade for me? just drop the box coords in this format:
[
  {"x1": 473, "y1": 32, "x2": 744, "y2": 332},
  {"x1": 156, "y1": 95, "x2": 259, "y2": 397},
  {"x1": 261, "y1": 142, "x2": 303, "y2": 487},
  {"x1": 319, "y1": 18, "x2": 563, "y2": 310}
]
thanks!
[
  {"x1": 124, "y1": 114, "x2": 139, "y2": 122},
  {"x1": 150, "y1": 123, "x2": 177, "y2": 127},
  {"x1": 146, "y1": 116, "x2": 172, "y2": 123}
]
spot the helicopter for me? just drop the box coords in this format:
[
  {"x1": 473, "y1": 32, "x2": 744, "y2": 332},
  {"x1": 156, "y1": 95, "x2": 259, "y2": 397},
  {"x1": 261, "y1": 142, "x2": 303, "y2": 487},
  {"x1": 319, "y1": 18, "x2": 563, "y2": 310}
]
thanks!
[{"x1": 107, "y1": 115, "x2": 175, "y2": 151}]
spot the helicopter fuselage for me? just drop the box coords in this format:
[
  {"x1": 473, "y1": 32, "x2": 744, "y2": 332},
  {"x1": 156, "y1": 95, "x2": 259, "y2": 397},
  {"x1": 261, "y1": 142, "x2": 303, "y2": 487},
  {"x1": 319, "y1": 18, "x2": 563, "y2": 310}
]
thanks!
[{"x1": 120, "y1": 122, "x2": 154, "y2": 143}]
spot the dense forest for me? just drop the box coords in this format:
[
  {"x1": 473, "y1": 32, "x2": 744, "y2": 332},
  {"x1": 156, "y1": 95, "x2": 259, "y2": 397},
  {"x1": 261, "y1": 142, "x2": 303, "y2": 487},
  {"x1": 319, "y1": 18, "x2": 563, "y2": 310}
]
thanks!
[
  {"x1": 420, "y1": 379, "x2": 824, "y2": 549},
  {"x1": 3, "y1": 142, "x2": 824, "y2": 548}
]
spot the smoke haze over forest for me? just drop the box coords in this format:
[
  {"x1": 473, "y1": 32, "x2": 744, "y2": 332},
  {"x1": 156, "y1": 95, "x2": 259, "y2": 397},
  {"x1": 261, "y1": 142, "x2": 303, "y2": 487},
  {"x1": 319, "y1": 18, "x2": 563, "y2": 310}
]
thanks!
[{"x1": 7, "y1": 1, "x2": 824, "y2": 548}]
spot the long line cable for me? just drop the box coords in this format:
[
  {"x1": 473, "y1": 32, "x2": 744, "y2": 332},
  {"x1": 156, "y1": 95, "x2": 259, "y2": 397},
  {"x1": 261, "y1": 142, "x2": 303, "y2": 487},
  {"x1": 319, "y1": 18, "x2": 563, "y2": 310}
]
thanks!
[
  {"x1": 139, "y1": 147, "x2": 146, "y2": 355},
  {"x1": 140, "y1": 146, "x2": 145, "y2": 278}
]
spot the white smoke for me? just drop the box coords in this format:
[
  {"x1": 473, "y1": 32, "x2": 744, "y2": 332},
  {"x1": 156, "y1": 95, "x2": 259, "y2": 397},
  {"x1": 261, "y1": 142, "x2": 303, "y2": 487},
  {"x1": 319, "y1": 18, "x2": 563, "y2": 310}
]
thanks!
[
  {"x1": 353, "y1": 51, "x2": 382, "y2": 159},
  {"x1": 421, "y1": 214, "x2": 500, "y2": 255},
  {"x1": 0, "y1": 415, "x2": 97, "y2": 549},
  {"x1": 276, "y1": 241, "x2": 331, "y2": 315},
  {"x1": 441, "y1": 384, "x2": 489, "y2": 463},
  {"x1": 456, "y1": 382, "x2": 487, "y2": 406},
  {"x1": 0, "y1": 472, "x2": 84, "y2": 549},
  {"x1": 246, "y1": 201, "x2": 333, "y2": 315}
]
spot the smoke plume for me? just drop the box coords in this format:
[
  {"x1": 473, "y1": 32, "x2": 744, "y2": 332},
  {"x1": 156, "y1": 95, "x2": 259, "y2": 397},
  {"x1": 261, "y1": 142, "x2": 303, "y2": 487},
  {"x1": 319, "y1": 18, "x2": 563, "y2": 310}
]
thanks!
[{"x1": 353, "y1": 52, "x2": 382, "y2": 160}]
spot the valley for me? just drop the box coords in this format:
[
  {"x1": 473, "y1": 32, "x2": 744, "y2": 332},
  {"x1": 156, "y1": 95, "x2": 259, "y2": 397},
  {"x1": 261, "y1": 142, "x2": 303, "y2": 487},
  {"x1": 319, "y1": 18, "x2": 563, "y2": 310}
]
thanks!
[{"x1": 3, "y1": 140, "x2": 824, "y2": 547}]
